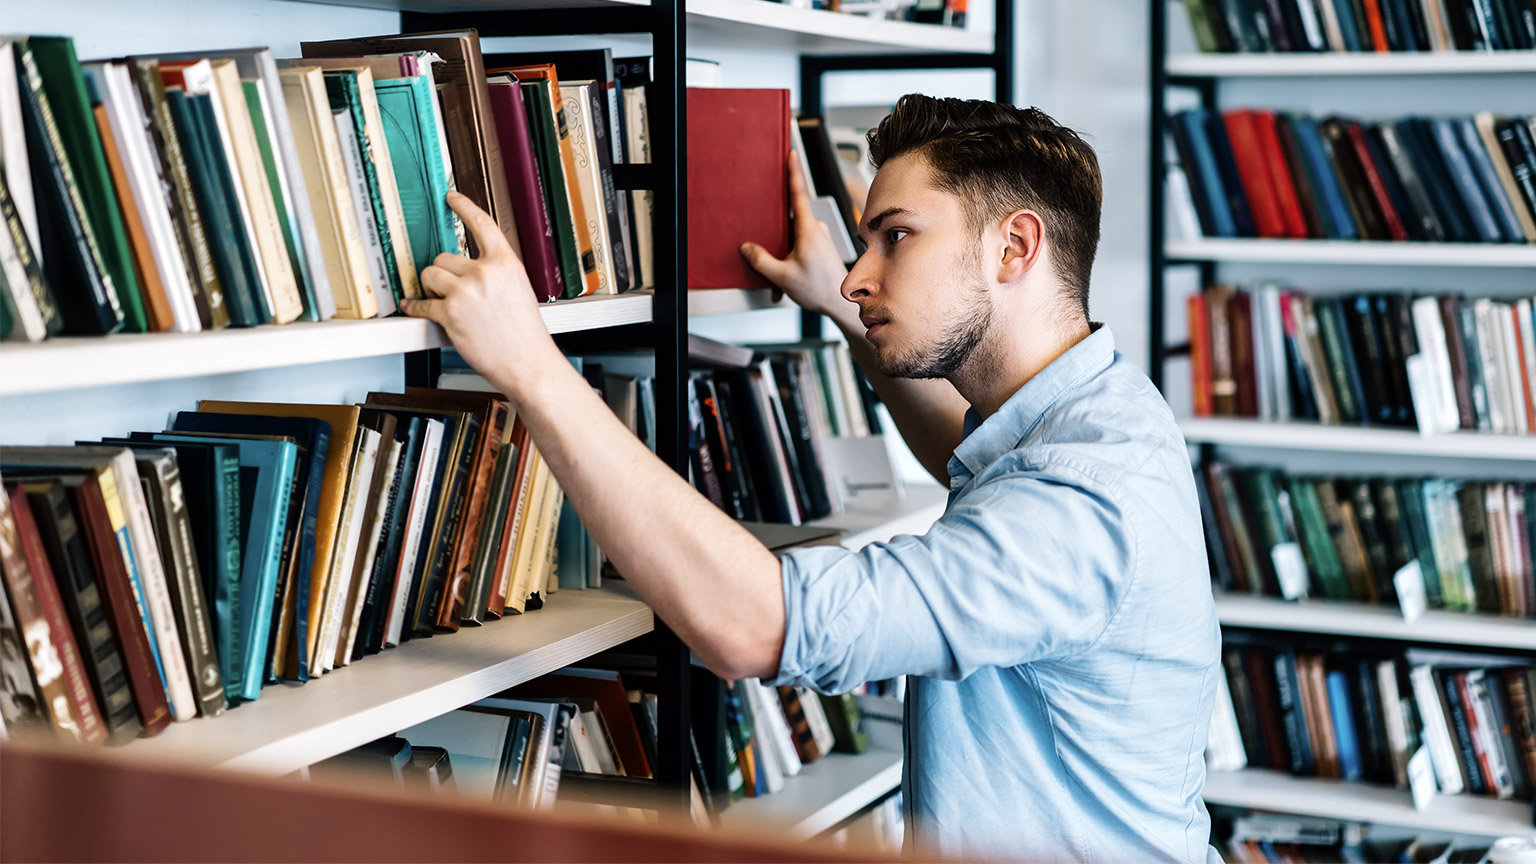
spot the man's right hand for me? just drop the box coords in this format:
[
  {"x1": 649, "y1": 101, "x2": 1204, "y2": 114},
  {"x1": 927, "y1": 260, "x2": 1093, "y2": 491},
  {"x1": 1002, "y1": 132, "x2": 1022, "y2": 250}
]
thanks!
[{"x1": 739, "y1": 152, "x2": 852, "y2": 317}]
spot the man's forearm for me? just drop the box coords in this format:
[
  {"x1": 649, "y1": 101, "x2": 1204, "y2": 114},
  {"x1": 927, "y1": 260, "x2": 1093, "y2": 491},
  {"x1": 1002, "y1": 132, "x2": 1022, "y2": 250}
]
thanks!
[
  {"x1": 823, "y1": 303, "x2": 969, "y2": 485},
  {"x1": 487, "y1": 343, "x2": 786, "y2": 681}
]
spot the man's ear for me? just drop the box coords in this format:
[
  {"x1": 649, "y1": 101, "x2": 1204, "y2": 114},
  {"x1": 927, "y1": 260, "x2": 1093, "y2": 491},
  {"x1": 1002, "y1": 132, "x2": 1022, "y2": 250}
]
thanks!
[{"x1": 998, "y1": 209, "x2": 1045, "y2": 284}]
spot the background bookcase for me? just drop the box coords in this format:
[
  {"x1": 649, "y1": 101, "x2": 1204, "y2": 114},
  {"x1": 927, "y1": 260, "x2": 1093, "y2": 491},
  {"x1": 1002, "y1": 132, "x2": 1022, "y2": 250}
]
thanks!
[
  {"x1": 0, "y1": 0, "x2": 999, "y2": 842},
  {"x1": 1151, "y1": 0, "x2": 1536, "y2": 839}
]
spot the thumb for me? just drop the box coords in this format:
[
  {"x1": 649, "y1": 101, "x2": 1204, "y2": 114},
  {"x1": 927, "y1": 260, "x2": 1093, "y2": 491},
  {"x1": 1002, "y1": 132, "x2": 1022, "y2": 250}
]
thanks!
[{"x1": 740, "y1": 242, "x2": 790, "y2": 284}]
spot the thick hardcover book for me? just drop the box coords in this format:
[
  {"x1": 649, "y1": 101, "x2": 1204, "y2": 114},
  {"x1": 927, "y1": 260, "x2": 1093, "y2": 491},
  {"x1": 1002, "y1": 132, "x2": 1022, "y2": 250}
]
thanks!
[
  {"x1": 65, "y1": 478, "x2": 172, "y2": 736},
  {"x1": 373, "y1": 75, "x2": 459, "y2": 277},
  {"x1": 1251, "y1": 111, "x2": 1309, "y2": 238},
  {"x1": 14, "y1": 42, "x2": 122, "y2": 335},
  {"x1": 1, "y1": 483, "x2": 107, "y2": 744},
  {"x1": 1169, "y1": 113, "x2": 1224, "y2": 237},
  {"x1": 23, "y1": 481, "x2": 142, "y2": 742},
  {"x1": 0, "y1": 169, "x2": 61, "y2": 340},
  {"x1": 320, "y1": 69, "x2": 401, "y2": 311},
  {"x1": 1319, "y1": 117, "x2": 1386, "y2": 241},
  {"x1": 1291, "y1": 113, "x2": 1359, "y2": 240},
  {"x1": 1204, "y1": 110, "x2": 1259, "y2": 238},
  {"x1": 1374, "y1": 123, "x2": 1447, "y2": 242},
  {"x1": 485, "y1": 81, "x2": 561, "y2": 302},
  {"x1": 515, "y1": 78, "x2": 584, "y2": 300},
  {"x1": 1342, "y1": 295, "x2": 1394, "y2": 426},
  {"x1": 688, "y1": 89, "x2": 791, "y2": 289},
  {"x1": 1344, "y1": 121, "x2": 1408, "y2": 241},
  {"x1": 1272, "y1": 113, "x2": 1326, "y2": 238},
  {"x1": 1221, "y1": 110, "x2": 1288, "y2": 238}
]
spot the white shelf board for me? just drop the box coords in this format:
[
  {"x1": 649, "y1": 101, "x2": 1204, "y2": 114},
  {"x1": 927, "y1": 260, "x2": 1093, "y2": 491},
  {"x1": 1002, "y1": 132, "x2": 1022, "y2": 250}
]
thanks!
[
  {"x1": 718, "y1": 742, "x2": 903, "y2": 839},
  {"x1": 129, "y1": 586, "x2": 653, "y2": 776},
  {"x1": 295, "y1": 0, "x2": 992, "y2": 55},
  {"x1": 0, "y1": 292, "x2": 652, "y2": 397},
  {"x1": 687, "y1": 289, "x2": 792, "y2": 318},
  {"x1": 1214, "y1": 593, "x2": 1536, "y2": 651},
  {"x1": 1166, "y1": 51, "x2": 1536, "y2": 77},
  {"x1": 1204, "y1": 769, "x2": 1534, "y2": 836},
  {"x1": 1165, "y1": 238, "x2": 1536, "y2": 267},
  {"x1": 1179, "y1": 417, "x2": 1536, "y2": 461},
  {"x1": 810, "y1": 482, "x2": 948, "y2": 549}
]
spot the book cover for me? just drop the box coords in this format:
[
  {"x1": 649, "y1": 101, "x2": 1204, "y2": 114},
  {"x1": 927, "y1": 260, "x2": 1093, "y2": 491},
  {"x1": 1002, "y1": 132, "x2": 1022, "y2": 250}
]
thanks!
[
  {"x1": 562, "y1": 81, "x2": 621, "y2": 295},
  {"x1": 320, "y1": 69, "x2": 401, "y2": 312},
  {"x1": 687, "y1": 88, "x2": 790, "y2": 289},
  {"x1": 373, "y1": 75, "x2": 459, "y2": 275},
  {"x1": 484, "y1": 80, "x2": 561, "y2": 301}
]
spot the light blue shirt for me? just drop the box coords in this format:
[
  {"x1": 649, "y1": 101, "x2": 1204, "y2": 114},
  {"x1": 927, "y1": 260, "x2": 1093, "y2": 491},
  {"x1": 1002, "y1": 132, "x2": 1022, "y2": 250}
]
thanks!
[{"x1": 773, "y1": 325, "x2": 1222, "y2": 862}]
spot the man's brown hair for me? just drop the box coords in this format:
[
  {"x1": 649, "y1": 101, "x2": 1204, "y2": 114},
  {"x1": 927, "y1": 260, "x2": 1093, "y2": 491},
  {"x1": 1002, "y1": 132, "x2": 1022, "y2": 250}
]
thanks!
[{"x1": 866, "y1": 96, "x2": 1102, "y2": 318}]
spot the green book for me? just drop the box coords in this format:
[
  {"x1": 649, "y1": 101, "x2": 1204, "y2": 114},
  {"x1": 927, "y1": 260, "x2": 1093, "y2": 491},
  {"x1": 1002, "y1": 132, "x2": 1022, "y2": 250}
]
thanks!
[
  {"x1": 1182, "y1": 0, "x2": 1223, "y2": 52},
  {"x1": 373, "y1": 77, "x2": 458, "y2": 273},
  {"x1": 1314, "y1": 300, "x2": 1364, "y2": 425},
  {"x1": 244, "y1": 81, "x2": 318, "y2": 322},
  {"x1": 521, "y1": 79, "x2": 583, "y2": 300},
  {"x1": 28, "y1": 36, "x2": 145, "y2": 332},
  {"x1": 1287, "y1": 477, "x2": 1349, "y2": 601},
  {"x1": 1393, "y1": 479, "x2": 1443, "y2": 609},
  {"x1": 1422, "y1": 480, "x2": 1474, "y2": 612},
  {"x1": 321, "y1": 71, "x2": 401, "y2": 305},
  {"x1": 817, "y1": 691, "x2": 869, "y2": 754}
]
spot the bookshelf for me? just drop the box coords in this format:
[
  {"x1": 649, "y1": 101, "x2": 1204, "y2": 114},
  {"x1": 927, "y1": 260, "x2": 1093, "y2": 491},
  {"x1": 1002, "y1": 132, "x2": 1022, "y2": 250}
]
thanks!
[
  {"x1": 719, "y1": 740, "x2": 903, "y2": 840},
  {"x1": 687, "y1": 289, "x2": 793, "y2": 318},
  {"x1": 1204, "y1": 768, "x2": 1535, "y2": 836},
  {"x1": 812, "y1": 483, "x2": 949, "y2": 550},
  {"x1": 1153, "y1": 0, "x2": 1536, "y2": 839}
]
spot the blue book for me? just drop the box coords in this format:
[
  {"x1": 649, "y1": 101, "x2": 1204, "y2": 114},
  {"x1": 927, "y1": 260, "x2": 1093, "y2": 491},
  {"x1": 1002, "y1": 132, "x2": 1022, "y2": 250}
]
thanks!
[
  {"x1": 1326, "y1": 669, "x2": 1363, "y2": 782},
  {"x1": 169, "y1": 412, "x2": 330, "y2": 683},
  {"x1": 1167, "y1": 118, "x2": 1220, "y2": 237},
  {"x1": 1396, "y1": 118, "x2": 1476, "y2": 242},
  {"x1": 1272, "y1": 649, "x2": 1316, "y2": 775},
  {"x1": 1292, "y1": 114, "x2": 1359, "y2": 240},
  {"x1": 142, "y1": 433, "x2": 296, "y2": 703},
  {"x1": 1331, "y1": 0, "x2": 1364, "y2": 49},
  {"x1": 1174, "y1": 111, "x2": 1236, "y2": 237},
  {"x1": 1203, "y1": 110, "x2": 1258, "y2": 237},
  {"x1": 1456, "y1": 117, "x2": 1524, "y2": 242},
  {"x1": 1430, "y1": 117, "x2": 1503, "y2": 243}
]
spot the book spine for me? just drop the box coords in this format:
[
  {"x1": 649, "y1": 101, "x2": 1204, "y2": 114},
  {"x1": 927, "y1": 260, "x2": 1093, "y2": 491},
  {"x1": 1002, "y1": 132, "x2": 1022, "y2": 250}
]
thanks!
[
  {"x1": 0, "y1": 169, "x2": 59, "y2": 340},
  {"x1": 155, "y1": 457, "x2": 224, "y2": 716},
  {"x1": 387, "y1": 421, "x2": 440, "y2": 647},
  {"x1": 414, "y1": 421, "x2": 475, "y2": 635},
  {"x1": 438, "y1": 408, "x2": 504, "y2": 629},
  {"x1": 358, "y1": 425, "x2": 416, "y2": 655},
  {"x1": 486, "y1": 81, "x2": 561, "y2": 301}
]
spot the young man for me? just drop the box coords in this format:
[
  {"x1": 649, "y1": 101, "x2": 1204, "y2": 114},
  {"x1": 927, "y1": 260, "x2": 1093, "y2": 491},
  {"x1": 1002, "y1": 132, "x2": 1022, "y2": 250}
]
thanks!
[{"x1": 403, "y1": 96, "x2": 1220, "y2": 862}]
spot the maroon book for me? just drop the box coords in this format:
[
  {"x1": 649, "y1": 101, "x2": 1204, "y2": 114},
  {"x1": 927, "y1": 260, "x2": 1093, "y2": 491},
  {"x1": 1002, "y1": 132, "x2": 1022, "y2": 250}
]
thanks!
[
  {"x1": 3, "y1": 484, "x2": 108, "y2": 745},
  {"x1": 1228, "y1": 290, "x2": 1260, "y2": 418},
  {"x1": 1345, "y1": 121, "x2": 1408, "y2": 241},
  {"x1": 487, "y1": 81, "x2": 562, "y2": 302},
  {"x1": 686, "y1": 88, "x2": 790, "y2": 290}
]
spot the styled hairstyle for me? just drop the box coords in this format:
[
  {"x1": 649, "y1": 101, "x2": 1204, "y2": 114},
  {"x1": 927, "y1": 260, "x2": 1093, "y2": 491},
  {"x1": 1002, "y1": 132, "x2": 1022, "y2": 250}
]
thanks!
[{"x1": 866, "y1": 96, "x2": 1102, "y2": 318}]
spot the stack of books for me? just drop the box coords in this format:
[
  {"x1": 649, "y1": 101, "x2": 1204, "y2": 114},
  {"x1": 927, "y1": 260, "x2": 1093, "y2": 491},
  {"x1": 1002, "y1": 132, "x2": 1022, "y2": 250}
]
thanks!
[
  {"x1": 1208, "y1": 639, "x2": 1536, "y2": 805},
  {"x1": 1188, "y1": 284, "x2": 1536, "y2": 435},
  {"x1": 783, "y1": 0, "x2": 970, "y2": 29},
  {"x1": 1215, "y1": 813, "x2": 1499, "y2": 863},
  {"x1": 0, "y1": 387, "x2": 594, "y2": 744},
  {"x1": 1166, "y1": 108, "x2": 1536, "y2": 243},
  {"x1": 1180, "y1": 0, "x2": 1536, "y2": 53},
  {"x1": 0, "y1": 33, "x2": 654, "y2": 343},
  {"x1": 1199, "y1": 461, "x2": 1534, "y2": 617}
]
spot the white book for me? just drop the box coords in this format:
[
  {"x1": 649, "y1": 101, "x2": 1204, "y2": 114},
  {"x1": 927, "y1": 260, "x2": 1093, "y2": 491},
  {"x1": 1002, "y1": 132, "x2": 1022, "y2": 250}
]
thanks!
[
  {"x1": 1315, "y1": 0, "x2": 1346, "y2": 50},
  {"x1": 1495, "y1": 303, "x2": 1528, "y2": 435},
  {"x1": 1165, "y1": 158, "x2": 1205, "y2": 242},
  {"x1": 1206, "y1": 671, "x2": 1247, "y2": 772},
  {"x1": 316, "y1": 428, "x2": 379, "y2": 672},
  {"x1": 1408, "y1": 664, "x2": 1465, "y2": 795},
  {"x1": 561, "y1": 82, "x2": 619, "y2": 295},
  {"x1": 1375, "y1": 660, "x2": 1411, "y2": 788},
  {"x1": 1472, "y1": 300, "x2": 1510, "y2": 434},
  {"x1": 1292, "y1": 0, "x2": 1326, "y2": 49},
  {"x1": 384, "y1": 418, "x2": 442, "y2": 648},
  {"x1": 751, "y1": 360, "x2": 804, "y2": 525},
  {"x1": 1409, "y1": 297, "x2": 1461, "y2": 435},
  {"x1": 86, "y1": 62, "x2": 201, "y2": 332},
  {"x1": 742, "y1": 680, "x2": 786, "y2": 793},
  {"x1": 754, "y1": 680, "x2": 803, "y2": 777},
  {"x1": 338, "y1": 436, "x2": 400, "y2": 666},
  {"x1": 568, "y1": 709, "x2": 602, "y2": 775},
  {"x1": 332, "y1": 111, "x2": 394, "y2": 317},
  {"x1": 1518, "y1": 300, "x2": 1536, "y2": 431},
  {"x1": 1249, "y1": 285, "x2": 1275, "y2": 422},
  {"x1": 1465, "y1": 670, "x2": 1515, "y2": 798},
  {"x1": 0, "y1": 42, "x2": 39, "y2": 267},
  {"x1": 1258, "y1": 285, "x2": 1290, "y2": 421},
  {"x1": 0, "y1": 189, "x2": 47, "y2": 342}
]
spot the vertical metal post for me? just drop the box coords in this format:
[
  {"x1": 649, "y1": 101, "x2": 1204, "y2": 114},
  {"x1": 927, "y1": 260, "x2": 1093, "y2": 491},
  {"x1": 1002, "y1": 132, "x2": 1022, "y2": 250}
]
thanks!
[{"x1": 1149, "y1": 0, "x2": 1168, "y2": 391}]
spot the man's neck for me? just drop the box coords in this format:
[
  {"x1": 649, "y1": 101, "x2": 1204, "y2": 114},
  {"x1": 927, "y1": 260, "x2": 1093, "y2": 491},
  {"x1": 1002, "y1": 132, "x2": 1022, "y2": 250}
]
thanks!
[{"x1": 950, "y1": 315, "x2": 1092, "y2": 419}]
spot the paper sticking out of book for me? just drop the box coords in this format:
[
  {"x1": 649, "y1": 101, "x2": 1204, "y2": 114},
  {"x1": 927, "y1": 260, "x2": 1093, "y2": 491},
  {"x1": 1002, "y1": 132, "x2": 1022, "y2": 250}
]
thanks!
[
  {"x1": 1270, "y1": 542, "x2": 1307, "y2": 600},
  {"x1": 1394, "y1": 560, "x2": 1427, "y2": 624},
  {"x1": 1406, "y1": 746, "x2": 1435, "y2": 812},
  {"x1": 1405, "y1": 353, "x2": 1458, "y2": 436},
  {"x1": 822, "y1": 434, "x2": 903, "y2": 512}
]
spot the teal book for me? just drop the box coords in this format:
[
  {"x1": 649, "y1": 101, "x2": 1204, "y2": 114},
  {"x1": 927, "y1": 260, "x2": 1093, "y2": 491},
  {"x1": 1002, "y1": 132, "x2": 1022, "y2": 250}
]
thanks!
[
  {"x1": 145, "y1": 434, "x2": 295, "y2": 703},
  {"x1": 321, "y1": 71, "x2": 401, "y2": 305},
  {"x1": 521, "y1": 80, "x2": 583, "y2": 299},
  {"x1": 244, "y1": 81, "x2": 320, "y2": 322},
  {"x1": 373, "y1": 77, "x2": 458, "y2": 274},
  {"x1": 164, "y1": 90, "x2": 262, "y2": 327}
]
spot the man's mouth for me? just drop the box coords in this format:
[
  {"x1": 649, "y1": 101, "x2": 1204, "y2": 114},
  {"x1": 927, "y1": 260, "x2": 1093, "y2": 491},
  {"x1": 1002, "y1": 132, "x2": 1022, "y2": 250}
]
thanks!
[{"x1": 860, "y1": 315, "x2": 888, "y2": 335}]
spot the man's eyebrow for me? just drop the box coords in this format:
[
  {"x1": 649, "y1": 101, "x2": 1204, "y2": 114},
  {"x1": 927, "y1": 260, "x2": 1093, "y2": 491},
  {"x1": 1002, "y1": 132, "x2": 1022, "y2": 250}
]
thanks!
[{"x1": 859, "y1": 207, "x2": 912, "y2": 241}]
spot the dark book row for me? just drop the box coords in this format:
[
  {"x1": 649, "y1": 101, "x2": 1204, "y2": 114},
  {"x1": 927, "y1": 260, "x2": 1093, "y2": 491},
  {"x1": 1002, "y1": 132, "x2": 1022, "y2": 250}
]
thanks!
[
  {"x1": 0, "y1": 388, "x2": 590, "y2": 745},
  {"x1": 0, "y1": 33, "x2": 653, "y2": 343},
  {"x1": 1189, "y1": 285, "x2": 1536, "y2": 435},
  {"x1": 1208, "y1": 638, "x2": 1536, "y2": 803},
  {"x1": 1198, "y1": 462, "x2": 1534, "y2": 617},
  {"x1": 688, "y1": 339, "x2": 883, "y2": 527},
  {"x1": 1213, "y1": 812, "x2": 1503, "y2": 863},
  {"x1": 1181, "y1": 0, "x2": 1536, "y2": 53},
  {"x1": 1167, "y1": 108, "x2": 1536, "y2": 243}
]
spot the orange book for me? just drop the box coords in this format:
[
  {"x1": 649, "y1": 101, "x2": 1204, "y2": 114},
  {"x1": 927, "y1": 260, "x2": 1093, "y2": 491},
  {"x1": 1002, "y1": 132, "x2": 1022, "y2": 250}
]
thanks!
[
  {"x1": 1189, "y1": 292, "x2": 1213, "y2": 417},
  {"x1": 1360, "y1": 0, "x2": 1390, "y2": 51},
  {"x1": 92, "y1": 105, "x2": 174, "y2": 331}
]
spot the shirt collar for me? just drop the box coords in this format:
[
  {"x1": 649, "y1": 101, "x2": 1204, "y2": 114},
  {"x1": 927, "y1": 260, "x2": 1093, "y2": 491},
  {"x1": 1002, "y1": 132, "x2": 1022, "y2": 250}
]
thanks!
[{"x1": 948, "y1": 323, "x2": 1116, "y2": 484}]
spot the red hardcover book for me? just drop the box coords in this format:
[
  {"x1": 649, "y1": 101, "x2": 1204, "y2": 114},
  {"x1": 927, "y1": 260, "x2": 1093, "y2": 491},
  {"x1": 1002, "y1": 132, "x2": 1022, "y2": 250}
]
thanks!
[
  {"x1": 3, "y1": 484, "x2": 108, "y2": 745},
  {"x1": 487, "y1": 81, "x2": 562, "y2": 302},
  {"x1": 1229, "y1": 290, "x2": 1260, "y2": 418},
  {"x1": 686, "y1": 88, "x2": 790, "y2": 290},
  {"x1": 66, "y1": 480, "x2": 172, "y2": 738},
  {"x1": 1189, "y1": 292, "x2": 1214, "y2": 417},
  {"x1": 1222, "y1": 110, "x2": 1288, "y2": 239},
  {"x1": 1251, "y1": 111, "x2": 1309, "y2": 239},
  {"x1": 1361, "y1": 0, "x2": 1391, "y2": 50},
  {"x1": 1345, "y1": 122, "x2": 1408, "y2": 241}
]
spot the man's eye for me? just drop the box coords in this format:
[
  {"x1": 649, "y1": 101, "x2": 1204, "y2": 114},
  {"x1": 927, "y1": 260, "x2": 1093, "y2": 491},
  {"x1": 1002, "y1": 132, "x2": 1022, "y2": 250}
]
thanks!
[{"x1": 887, "y1": 229, "x2": 908, "y2": 245}]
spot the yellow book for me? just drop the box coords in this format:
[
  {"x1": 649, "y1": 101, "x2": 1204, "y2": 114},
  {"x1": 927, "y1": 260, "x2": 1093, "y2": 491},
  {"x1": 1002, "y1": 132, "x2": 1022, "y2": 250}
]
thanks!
[
  {"x1": 506, "y1": 452, "x2": 556, "y2": 614},
  {"x1": 277, "y1": 66, "x2": 376, "y2": 319}
]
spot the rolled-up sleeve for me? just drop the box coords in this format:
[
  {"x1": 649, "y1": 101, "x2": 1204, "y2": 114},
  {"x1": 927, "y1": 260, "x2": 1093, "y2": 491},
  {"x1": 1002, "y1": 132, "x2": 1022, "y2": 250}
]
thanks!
[{"x1": 772, "y1": 462, "x2": 1138, "y2": 694}]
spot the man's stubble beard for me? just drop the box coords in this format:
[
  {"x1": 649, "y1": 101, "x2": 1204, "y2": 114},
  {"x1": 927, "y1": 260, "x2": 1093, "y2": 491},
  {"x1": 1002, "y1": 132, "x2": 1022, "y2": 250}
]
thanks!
[{"x1": 875, "y1": 254, "x2": 994, "y2": 381}]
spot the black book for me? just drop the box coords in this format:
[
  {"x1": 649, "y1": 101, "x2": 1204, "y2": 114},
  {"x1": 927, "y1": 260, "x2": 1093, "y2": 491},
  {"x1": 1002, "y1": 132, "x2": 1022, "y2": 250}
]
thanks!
[
  {"x1": 1347, "y1": 659, "x2": 1392, "y2": 786},
  {"x1": 1203, "y1": 110, "x2": 1259, "y2": 237},
  {"x1": 361, "y1": 416, "x2": 424, "y2": 655},
  {"x1": 1373, "y1": 295, "x2": 1416, "y2": 427},
  {"x1": 772, "y1": 355, "x2": 834, "y2": 522},
  {"x1": 1315, "y1": 298, "x2": 1369, "y2": 426},
  {"x1": 1273, "y1": 648, "x2": 1317, "y2": 775},
  {"x1": 1167, "y1": 118, "x2": 1221, "y2": 237},
  {"x1": 419, "y1": 413, "x2": 477, "y2": 634},
  {"x1": 14, "y1": 43, "x2": 120, "y2": 335},
  {"x1": 1439, "y1": 669, "x2": 1487, "y2": 793},
  {"x1": 1257, "y1": 0, "x2": 1299, "y2": 51},
  {"x1": 1344, "y1": 479, "x2": 1395, "y2": 602},
  {"x1": 1219, "y1": 0, "x2": 1274, "y2": 51},
  {"x1": 1195, "y1": 462, "x2": 1236, "y2": 590},
  {"x1": 1496, "y1": 119, "x2": 1536, "y2": 225},
  {"x1": 23, "y1": 482, "x2": 140, "y2": 741},
  {"x1": 1378, "y1": 0, "x2": 1412, "y2": 49},
  {"x1": 1444, "y1": 0, "x2": 1482, "y2": 48},
  {"x1": 1343, "y1": 295, "x2": 1395, "y2": 426},
  {"x1": 723, "y1": 366, "x2": 796, "y2": 525},
  {"x1": 1369, "y1": 479, "x2": 1414, "y2": 577},
  {"x1": 709, "y1": 377, "x2": 765, "y2": 523},
  {"x1": 1274, "y1": 113, "x2": 1326, "y2": 238},
  {"x1": 1320, "y1": 117, "x2": 1389, "y2": 240},
  {"x1": 1398, "y1": 0, "x2": 1434, "y2": 49},
  {"x1": 694, "y1": 373, "x2": 751, "y2": 522},
  {"x1": 1506, "y1": 0, "x2": 1536, "y2": 48},
  {"x1": 689, "y1": 666, "x2": 731, "y2": 813},
  {"x1": 686, "y1": 375, "x2": 729, "y2": 512},
  {"x1": 1454, "y1": 483, "x2": 1500, "y2": 614},
  {"x1": 1395, "y1": 479, "x2": 1443, "y2": 607},
  {"x1": 1398, "y1": 118, "x2": 1477, "y2": 243},
  {"x1": 1223, "y1": 647, "x2": 1269, "y2": 768},
  {"x1": 1360, "y1": 125, "x2": 1422, "y2": 241},
  {"x1": 798, "y1": 116, "x2": 864, "y2": 257},
  {"x1": 1373, "y1": 123, "x2": 1446, "y2": 242},
  {"x1": 1199, "y1": 0, "x2": 1240, "y2": 51},
  {"x1": 1474, "y1": 0, "x2": 1509, "y2": 48},
  {"x1": 0, "y1": 168, "x2": 62, "y2": 339}
]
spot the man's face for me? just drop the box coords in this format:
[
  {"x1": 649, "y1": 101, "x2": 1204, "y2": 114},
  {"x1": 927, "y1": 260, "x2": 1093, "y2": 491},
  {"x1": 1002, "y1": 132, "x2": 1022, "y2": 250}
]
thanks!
[{"x1": 843, "y1": 152, "x2": 994, "y2": 380}]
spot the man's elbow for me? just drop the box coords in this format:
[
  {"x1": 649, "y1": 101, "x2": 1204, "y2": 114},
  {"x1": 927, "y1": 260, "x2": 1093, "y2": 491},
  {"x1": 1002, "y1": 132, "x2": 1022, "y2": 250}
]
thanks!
[{"x1": 696, "y1": 633, "x2": 783, "y2": 683}]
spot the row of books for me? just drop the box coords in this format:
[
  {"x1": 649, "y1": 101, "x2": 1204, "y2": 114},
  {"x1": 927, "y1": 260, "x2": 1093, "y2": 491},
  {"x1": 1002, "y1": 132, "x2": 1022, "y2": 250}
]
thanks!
[
  {"x1": 1198, "y1": 462, "x2": 1534, "y2": 618},
  {"x1": 784, "y1": 0, "x2": 970, "y2": 28},
  {"x1": 1206, "y1": 640, "x2": 1536, "y2": 802},
  {"x1": 1214, "y1": 813, "x2": 1500, "y2": 863},
  {"x1": 689, "y1": 338, "x2": 882, "y2": 526},
  {"x1": 1188, "y1": 285, "x2": 1536, "y2": 436},
  {"x1": 1181, "y1": 0, "x2": 1536, "y2": 53},
  {"x1": 0, "y1": 32, "x2": 658, "y2": 343},
  {"x1": 0, "y1": 387, "x2": 588, "y2": 745},
  {"x1": 1166, "y1": 108, "x2": 1536, "y2": 244}
]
